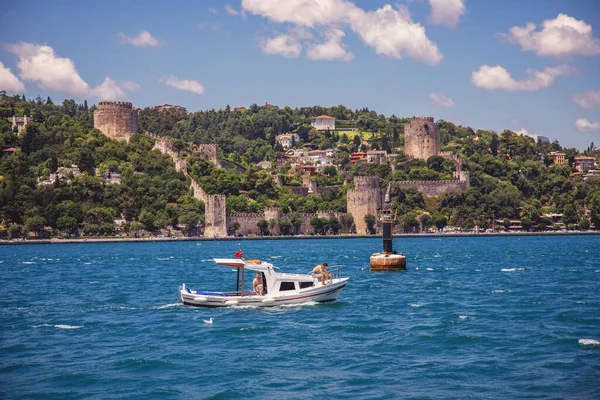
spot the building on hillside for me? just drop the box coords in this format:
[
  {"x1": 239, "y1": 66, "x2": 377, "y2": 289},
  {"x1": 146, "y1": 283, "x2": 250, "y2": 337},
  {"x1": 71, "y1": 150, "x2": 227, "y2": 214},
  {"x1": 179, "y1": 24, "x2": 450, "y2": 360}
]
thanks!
[
  {"x1": 94, "y1": 101, "x2": 138, "y2": 141},
  {"x1": 550, "y1": 151, "x2": 567, "y2": 165},
  {"x1": 276, "y1": 133, "x2": 300, "y2": 149},
  {"x1": 583, "y1": 169, "x2": 600, "y2": 180},
  {"x1": 154, "y1": 104, "x2": 187, "y2": 114},
  {"x1": 351, "y1": 152, "x2": 367, "y2": 163},
  {"x1": 3, "y1": 147, "x2": 20, "y2": 156},
  {"x1": 233, "y1": 106, "x2": 246, "y2": 111},
  {"x1": 275, "y1": 153, "x2": 290, "y2": 168},
  {"x1": 311, "y1": 115, "x2": 336, "y2": 131},
  {"x1": 256, "y1": 160, "x2": 272, "y2": 169},
  {"x1": 574, "y1": 156, "x2": 595, "y2": 172},
  {"x1": 367, "y1": 150, "x2": 387, "y2": 164},
  {"x1": 10, "y1": 115, "x2": 33, "y2": 134},
  {"x1": 359, "y1": 140, "x2": 370, "y2": 151}
]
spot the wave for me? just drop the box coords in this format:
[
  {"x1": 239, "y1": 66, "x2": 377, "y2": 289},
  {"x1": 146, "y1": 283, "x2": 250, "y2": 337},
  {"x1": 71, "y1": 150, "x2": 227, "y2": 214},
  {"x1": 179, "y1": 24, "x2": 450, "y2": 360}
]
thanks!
[
  {"x1": 459, "y1": 315, "x2": 468, "y2": 319},
  {"x1": 154, "y1": 303, "x2": 181, "y2": 309},
  {"x1": 501, "y1": 268, "x2": 524, "y2": 272},
  {"x1": 22, "y1": 261, "x2": 36, "y2": 264},
  {"x1": 410, "y1": 303, "x2": 424, "y2": 307},
  {"x1": 426, "y1": 267, "x2": 434, "y2": 271},
  {"x1": 578, "y1": 338, "x2": 600, "y2": 346},
  {"x1": 33, "y1": 324, "x2": 83, "y2": 329},
  {"x1": 492, "y1": 290, "x2": 505, "y2": 293}
]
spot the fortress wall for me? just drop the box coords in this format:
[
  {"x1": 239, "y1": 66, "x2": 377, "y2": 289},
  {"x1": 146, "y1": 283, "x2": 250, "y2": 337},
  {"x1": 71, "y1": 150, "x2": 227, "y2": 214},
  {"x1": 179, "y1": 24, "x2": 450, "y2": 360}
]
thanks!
[
  {"x1": 290, "y1": 187, "x2": 309, "y2": 196},
  {"x1": 392, "y1": 180, "x2": 468, "y2": 196},
  {"x1": 315, "y1": 185, "x2": 342, "y2": 197},
  {"x1": 94, "y1": 101, "x2": 138, "y2": 141},
  {"x1": 347, "y1": 176, "x2": 381, "y2": 234},
  {"x1": 228, "y1": 213, "x2": 263, "y2": 236}
]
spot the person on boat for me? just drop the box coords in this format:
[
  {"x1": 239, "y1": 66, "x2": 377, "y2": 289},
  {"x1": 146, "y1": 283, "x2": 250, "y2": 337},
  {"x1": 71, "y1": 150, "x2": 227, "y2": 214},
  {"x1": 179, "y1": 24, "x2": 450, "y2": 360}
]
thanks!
[
  {"x1": 253, "y1": 272, "x2": 264, "y2": 296},
  {"x1": 312, "y1": 263, "x2": 333, "y2": 285}
]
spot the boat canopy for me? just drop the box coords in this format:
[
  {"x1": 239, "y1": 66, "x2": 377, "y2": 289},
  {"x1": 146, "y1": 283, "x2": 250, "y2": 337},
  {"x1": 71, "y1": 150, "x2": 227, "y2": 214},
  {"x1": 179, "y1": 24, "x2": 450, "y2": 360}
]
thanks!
[{"x1": 213, "y1": 258, "x2": 273, "y2": 272}]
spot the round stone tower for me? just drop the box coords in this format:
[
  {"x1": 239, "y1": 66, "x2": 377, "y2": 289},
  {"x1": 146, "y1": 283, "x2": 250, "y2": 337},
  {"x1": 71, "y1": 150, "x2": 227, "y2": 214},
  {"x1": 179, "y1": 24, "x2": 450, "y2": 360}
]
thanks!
[
  {"x1": 94, "y1": 101, "x2": 138, "y2": 141},
  {"x1": 404, "y1": 117, "x2": 440, "y2": 160},
  {"x1": 346, "y1": 176, "x2": 382, "y2": 235}
]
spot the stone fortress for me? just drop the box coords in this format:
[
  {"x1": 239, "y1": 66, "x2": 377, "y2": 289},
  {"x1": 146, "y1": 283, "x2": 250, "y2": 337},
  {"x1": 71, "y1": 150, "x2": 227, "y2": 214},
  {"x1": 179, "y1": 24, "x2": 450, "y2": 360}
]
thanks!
[
  {"x1": 92, "y1": 103, "x2": 470, "y2": 236},
  {"x1": 404, "y1": 117, "x2": 440, "y2": 160},
  {"x1": 93, "y1": 101, "x2": 139, "y2": 141}
]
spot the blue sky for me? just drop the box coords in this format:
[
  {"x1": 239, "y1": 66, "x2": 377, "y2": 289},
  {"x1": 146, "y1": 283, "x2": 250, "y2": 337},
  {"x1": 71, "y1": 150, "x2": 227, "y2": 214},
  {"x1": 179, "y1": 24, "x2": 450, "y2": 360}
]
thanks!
[{"x1": 1, "y1": 0, "x2": 599, "y2": 150}]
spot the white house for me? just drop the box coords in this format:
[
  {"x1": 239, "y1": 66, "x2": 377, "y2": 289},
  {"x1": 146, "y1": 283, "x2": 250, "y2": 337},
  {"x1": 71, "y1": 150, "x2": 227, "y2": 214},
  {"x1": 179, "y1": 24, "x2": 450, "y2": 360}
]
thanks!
[
  {"x1": 276, "y1": 133, "x2": 300, "y2": 149},
  {"x1": 310, "y1": 115, "x2": 336, "y2": 131}
]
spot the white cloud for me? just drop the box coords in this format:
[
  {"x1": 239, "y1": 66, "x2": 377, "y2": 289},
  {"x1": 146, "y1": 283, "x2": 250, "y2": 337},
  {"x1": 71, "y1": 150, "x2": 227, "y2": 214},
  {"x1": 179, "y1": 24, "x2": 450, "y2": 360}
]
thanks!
[
  {"x1": 225, "y1": 5, "x2": 239, "y2": 15},
  {"x1": 572, "y1": 89, "x2": 600, "y2": 109},
  {"x1": 118, "y1": 30, "x2": 163, "y2": 48},
  {"x1": 120, "y1": 80, "x2": 141, "y2": 91},
  {"x1": 306, "y1": 29, "x2": 354, "y2": 61},
  {"x1": 242, "y1": 0, "x2": 443, "y2": 65},
  {"x1": 350, "y1": 5, "x2": 443, "y2": 65},
  {"x1": 260, "y1": 34, "x2": 303, "y2": 58},
  {"x1": 429, "y1": 92, "x2": 455, "y2": 107},
  {"x1": 91, "y1": 77, "x2": 125, "y2": 100},
  {"x1": 209, "y1": 7, "x2": 218, "y2": 15},
  {"x1": 0, "y1": 61, "x2": 25, "y2": 92},
  {"x1": 503, "y1": 14, "x2": 600, "y2": 57},
  {"x1": 575, "y1": 118, "x2": 600, "y2": 132},
  {"x1": 471, "y1": 64, "x2": 571, "y2": 91},
  {"x1": 4, "y1": 42, "x2": 131, "y2": 100},
  {"x1": 159, "y1": 75, "x2": 205, "y2": 94},
  {"x1": 6, "y1": 42, "x2": 91, "y2": 96},
  {"x1": 428, "y1": 0, "x2": 465, "y2": 28}
]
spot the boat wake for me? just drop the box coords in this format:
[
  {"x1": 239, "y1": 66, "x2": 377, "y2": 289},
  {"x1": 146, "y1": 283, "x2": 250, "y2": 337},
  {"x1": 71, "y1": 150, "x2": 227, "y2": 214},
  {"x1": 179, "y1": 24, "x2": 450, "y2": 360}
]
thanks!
[
  {"x1": 501, "y1": 268, "x2": 524, "y2": 272},
  {"x1": 578, "y1": 338, "x2": 600, "y2": 346},
  {"x1": 33, "y1": 324, "x2": 83, "y2": 329},
  {"x1": 154, "y1": 303, "x2": 182, "y2": 309}
]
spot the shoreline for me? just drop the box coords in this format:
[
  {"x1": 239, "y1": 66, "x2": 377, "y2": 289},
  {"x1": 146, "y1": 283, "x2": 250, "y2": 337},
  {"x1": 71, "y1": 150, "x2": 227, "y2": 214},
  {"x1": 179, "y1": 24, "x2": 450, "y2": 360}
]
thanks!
[{"x1": 1, "y1": 230, "x2": 599, "y2": 245}]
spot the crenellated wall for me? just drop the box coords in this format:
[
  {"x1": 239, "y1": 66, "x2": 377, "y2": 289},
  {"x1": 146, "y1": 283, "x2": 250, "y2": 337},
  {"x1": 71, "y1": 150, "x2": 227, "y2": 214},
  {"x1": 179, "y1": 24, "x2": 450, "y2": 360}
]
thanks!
[
  {"x1": 94, "y1": 101, "x2": 138, "y2": 141},
  {"x1": 347, "y1": 176, "x2": 382, "y2": 234},
  {"x1": 392, "y1": 179, "x2": 469, "y2": 196}
]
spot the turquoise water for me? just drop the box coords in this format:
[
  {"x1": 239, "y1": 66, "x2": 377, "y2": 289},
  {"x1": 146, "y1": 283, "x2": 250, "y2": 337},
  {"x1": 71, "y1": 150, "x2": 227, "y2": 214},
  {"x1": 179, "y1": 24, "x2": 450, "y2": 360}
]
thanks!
[{"x1": 1, "y1": 236, "x2": 599, "y2": 399}]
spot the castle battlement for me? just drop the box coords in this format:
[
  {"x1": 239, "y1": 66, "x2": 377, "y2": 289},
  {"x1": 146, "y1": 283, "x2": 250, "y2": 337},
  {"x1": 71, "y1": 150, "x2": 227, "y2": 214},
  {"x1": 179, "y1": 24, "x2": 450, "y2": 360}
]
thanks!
[
  {"x1": 411, "y1": 116, "x2": 434, "y2": 122},
  {"x1": 94, "y1": 101, "x2": 138, "y2": 141},
  {"x1": 352, "y1": 176, "x2": 380, "y2": 189},
  {"x1": 394, "y1": 180, "x2": 467, "y2": 186}
]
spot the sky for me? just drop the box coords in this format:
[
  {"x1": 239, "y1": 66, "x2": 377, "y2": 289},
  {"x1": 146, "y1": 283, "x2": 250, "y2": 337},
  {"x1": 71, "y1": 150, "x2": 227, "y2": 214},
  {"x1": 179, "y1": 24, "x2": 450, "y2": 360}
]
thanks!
[{"x1": 1, "y1": 0, "x2": 600, "y2": 150}]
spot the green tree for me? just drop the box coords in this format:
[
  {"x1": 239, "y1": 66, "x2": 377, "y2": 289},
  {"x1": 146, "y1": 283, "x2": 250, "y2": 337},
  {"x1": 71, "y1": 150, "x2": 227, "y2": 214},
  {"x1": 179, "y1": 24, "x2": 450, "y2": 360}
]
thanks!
[
  {"x1": 257, "y1": 219, "x2": 269, "y2": 236},
  {"x1": 279, "y1": 217, "x2": 292, "y2": 235},
  {"x1": 434, "y1": 215, "x2": 447, "y2": 232},
  {"x1": 364, "y1": 214, "x2": 376, "y2": 234},
  {"x1": 520, "y1": 216, "x2": 532, "y2": 231}
]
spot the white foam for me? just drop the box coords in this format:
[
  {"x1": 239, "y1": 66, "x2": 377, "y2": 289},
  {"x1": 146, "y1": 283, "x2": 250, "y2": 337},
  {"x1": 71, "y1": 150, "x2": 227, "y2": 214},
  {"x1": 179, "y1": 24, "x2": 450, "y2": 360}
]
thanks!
[
  {"x1": 22, "y1": 261, "x2": 36, "y2": 264},
  {"x1": 155, "y1": 303, "x2": 181, "y2": 309},
  {"x1": 578, "y1": 339, "x2": 600, "y2": 346},
  {"x1": 501, "y1": 268, "x2": 524, "y2": 272},
  {"x1": 492, "y1": 290, "x2": 505, "y2": 293},
  {"x1": 270, "y1": 256, "x2": 282, "y2": 259},
  {"x1": 83, "y1": 262, "x2": 92, "y2": 265},
  {"x1": 426, "y1": 268, "x2": 434, "y2": 271},
  {"x1": 459, "y1": 315, "x2": 468, "y2": 319},
  {"x1": 34, "y1": 324, "x2": 82, "y2": 329},
  {"x1": 410, "y1": 303, "x2": 424, "y2": 307}
]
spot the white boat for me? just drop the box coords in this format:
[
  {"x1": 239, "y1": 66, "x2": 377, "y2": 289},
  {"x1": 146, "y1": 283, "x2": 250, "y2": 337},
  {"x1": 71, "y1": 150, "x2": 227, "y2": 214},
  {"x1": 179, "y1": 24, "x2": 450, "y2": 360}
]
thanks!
[{"x1": 179, "y1": 258, "x2": 349, "y2": 308}]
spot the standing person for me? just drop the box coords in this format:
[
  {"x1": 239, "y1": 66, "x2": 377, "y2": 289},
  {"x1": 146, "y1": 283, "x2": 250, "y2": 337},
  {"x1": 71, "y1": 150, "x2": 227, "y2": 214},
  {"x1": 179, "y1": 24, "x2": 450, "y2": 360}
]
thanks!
[
  {"x1": 253, "y1": 272, "x2": 263, "y2": 296},
  {"x1": 312, "y1": 263, "x2": 332, "y2": 285}
]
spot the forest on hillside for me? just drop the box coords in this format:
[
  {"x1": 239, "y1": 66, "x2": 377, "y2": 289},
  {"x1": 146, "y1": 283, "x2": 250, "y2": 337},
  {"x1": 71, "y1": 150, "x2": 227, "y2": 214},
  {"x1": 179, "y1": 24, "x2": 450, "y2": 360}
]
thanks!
[{"x1": 1, "y1": 93, "x2": 600, "y2": 238}]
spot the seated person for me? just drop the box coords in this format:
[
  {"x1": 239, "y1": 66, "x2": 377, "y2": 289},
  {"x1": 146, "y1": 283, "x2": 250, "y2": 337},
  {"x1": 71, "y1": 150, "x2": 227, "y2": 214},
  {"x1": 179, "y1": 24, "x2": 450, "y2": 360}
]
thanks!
[
  {"x1": 253, "y1": 272, "x2": 264, "y2": 296},
  {"x1": 312, "y1": 263, "x2": 333, "y2": 285}
]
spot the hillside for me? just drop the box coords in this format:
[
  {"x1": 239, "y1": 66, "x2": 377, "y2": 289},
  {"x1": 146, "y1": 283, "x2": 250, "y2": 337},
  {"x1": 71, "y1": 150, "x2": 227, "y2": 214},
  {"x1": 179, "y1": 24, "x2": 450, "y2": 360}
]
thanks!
[{"x1": 1, "y1": 93, "x2": 600, "y2": 238}]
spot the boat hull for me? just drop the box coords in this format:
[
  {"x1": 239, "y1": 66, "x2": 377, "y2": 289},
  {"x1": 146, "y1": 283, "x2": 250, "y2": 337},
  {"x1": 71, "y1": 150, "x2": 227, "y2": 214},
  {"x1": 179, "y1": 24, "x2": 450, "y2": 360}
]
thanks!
[{"x1": 180, "y1": 279, "x2": 348, "y2": 308}]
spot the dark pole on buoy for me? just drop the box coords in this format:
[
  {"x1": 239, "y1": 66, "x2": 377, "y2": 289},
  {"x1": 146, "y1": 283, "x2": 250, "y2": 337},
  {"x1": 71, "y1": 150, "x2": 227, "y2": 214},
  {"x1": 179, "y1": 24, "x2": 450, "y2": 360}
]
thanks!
[{"x1": 370, "y1": 182, "x2": 407, "y2": 271}]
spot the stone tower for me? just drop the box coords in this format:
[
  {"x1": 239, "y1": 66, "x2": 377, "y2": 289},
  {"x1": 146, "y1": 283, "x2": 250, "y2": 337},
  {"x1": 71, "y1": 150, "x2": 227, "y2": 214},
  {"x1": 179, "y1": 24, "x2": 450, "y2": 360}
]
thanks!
[
  {"x1": 346, "y1": 176, "x2": 382, "y2": 235},
  {"x1": 404, "y1": 117, "x2": 440, "y2": 160},
  {"x1": 94, "y1": 101, "x2": 138, "y2": 141}
]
